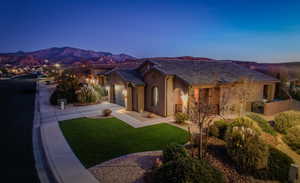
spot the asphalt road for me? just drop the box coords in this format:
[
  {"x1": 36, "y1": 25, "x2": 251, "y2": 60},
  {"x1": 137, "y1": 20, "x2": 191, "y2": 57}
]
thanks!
[{"x1": 0, "y1": 79, "x2": 40, "y2": 182}]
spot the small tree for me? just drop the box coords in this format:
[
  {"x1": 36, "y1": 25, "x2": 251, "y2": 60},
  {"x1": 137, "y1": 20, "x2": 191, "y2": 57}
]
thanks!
[
  {"x1": 188, "y1": 77, "x2": 257, "y2": 159},
  {"x1": 188, "y1": 87, "x2": 233, "y2": 159}
]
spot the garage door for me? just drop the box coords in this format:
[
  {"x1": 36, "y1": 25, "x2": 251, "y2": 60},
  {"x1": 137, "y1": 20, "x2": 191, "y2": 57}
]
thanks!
[{"x1": 114, "y1": 84, "x2": 125, "y2": 106}]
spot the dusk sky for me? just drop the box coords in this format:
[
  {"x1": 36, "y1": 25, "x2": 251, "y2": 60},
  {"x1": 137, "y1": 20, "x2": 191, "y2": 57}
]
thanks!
[{"x1": 1, "y1": 0, "x2": 300, "y2": 62}]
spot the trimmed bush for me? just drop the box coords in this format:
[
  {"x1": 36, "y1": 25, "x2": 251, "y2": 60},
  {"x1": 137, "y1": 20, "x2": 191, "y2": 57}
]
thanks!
[
  {"x1": 226, "y1": 125, "x2": 269, "y2": 172},
  {"x1": 274, "y1": 111, "x2": 300, "y2": 134},
  {"x1": 283, "y1": 126, "x2": 300, "y2": 154},
  {"x1": 247, "y1": 113, "x2": 277, "y2": 136},
  {"x1": 255, "y1": 147, "x2": 294, "y2": 182},
  {"x1": 175, "y1": 112, "x2": 189, "y2": 124},
  {"x1": 76, "y1": 85, "x2": 100, "y2": 104},
  {"x1": 153, "y1": 157, "x2": 225, "y2": 183},
  {"x1": 162, "y1": 143, "x2": 189, "y2": 163},
  {"x1": 103, "y1": 109, "x2": 112, "y2": 117},
  {"x1": 209, "y1": 120, "x2": 230, "y2": 140}
]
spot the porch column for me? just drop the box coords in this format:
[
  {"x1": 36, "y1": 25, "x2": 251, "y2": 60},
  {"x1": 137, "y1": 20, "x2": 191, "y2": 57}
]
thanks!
[
  {"x1": 109, "y1": 85, "x2": 114, "y2": 103},
  {"x1": 137, "y1": 86, "x2": 144, "y2": 113},
  {"x1": 126, "y1": 86, "x2": 133, "y2": 111},
  {"x1": 268, "y1": 84, "x2": 275, "y2": 101}
]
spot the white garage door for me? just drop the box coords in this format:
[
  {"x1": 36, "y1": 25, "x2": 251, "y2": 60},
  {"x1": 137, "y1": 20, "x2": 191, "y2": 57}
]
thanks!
[{"x1": 115, "y1": 84, "x2": 125, "y2": 106}]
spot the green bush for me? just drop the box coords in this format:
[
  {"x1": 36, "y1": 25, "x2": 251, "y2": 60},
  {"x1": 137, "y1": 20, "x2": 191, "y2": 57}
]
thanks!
[
  {"x1": 153, "y1": 157, "x2": 225, "y2": 183},
  {"x1": 209, "y1": 120, "x2": 230, "y2": 140},
  {"x1": 175, "y1": 112, "x2": 189, "y2": 124},
  {"x1": 76, "y1": 85, "x2": 100, "y2": 104},
  {"x1": 92, "y1": 84, "x2": 107, "y2": 97},
  {"x1": 230, "y1": 117, "x2": 256, "y2": 129},
  {"x1": 255, "y1": 147, "x2": 294, "y2": 182},
  {"x1": 283, "y1": 126, "x2": 300, "y2": 154},
  {"x1": 291, "y1": 89, "x2": 300, "y2": 101},
  {"x1": 247, "y1": 113, "x2": 277, "y2": 136},
  {"x1": 226, "y1": 125, "x2": 269, "y2": 172},
  {"x1": 162, "y1": 143, "x2": 189, "y2": 163},
  {"x1": 274, "y1": 111, "x2": 300, "y2": 134},
  {"x1": 49, "y1": 76, "x2": 80, "y2": 105}
]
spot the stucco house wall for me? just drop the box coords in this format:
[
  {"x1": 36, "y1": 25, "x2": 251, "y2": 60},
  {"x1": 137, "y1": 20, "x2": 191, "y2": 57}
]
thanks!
[
  {"x1": 143, "y1": 69, "x2": 166, "y2": 116},
  {"x1": 219, "y1": 82, "x2": 276, "y2": 115}
]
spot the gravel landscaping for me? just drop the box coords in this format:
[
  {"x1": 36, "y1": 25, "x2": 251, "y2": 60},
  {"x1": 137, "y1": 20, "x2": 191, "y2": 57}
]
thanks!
[{"x1": 89, "y1": 151, "x2": 162, "y2": 183}]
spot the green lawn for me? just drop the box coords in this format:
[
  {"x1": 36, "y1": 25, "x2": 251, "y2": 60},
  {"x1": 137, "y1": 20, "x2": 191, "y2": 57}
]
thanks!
[{"x1": 59, "y1": 117, "x2": 188, "y2": 168}]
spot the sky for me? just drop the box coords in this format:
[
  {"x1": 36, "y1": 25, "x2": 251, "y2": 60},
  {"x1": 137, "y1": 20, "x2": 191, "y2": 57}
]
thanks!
[{"x1": 0, "y1": 0, "x2": 300, "y2": 63}]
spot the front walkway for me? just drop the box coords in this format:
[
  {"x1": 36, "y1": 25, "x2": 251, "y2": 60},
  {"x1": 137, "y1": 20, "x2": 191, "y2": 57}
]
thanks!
[{"x1": 38, "y1": 82, "x2": 177, "y2": 183}]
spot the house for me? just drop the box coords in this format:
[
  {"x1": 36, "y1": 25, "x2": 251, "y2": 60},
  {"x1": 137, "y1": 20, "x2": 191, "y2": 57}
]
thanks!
[{"x1": 105, "y1": 60, "x2": 280, "y2": 117}]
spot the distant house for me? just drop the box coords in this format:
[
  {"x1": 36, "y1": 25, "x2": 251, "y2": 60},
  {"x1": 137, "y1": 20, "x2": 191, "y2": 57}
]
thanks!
[{"x1": 104, "y1": 60, "x2": 281, "y2": 117}]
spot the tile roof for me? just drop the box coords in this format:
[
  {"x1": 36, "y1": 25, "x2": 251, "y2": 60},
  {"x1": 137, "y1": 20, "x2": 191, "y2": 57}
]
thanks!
[
  {"x1": 115, "y1": 69, "x2": 145, "y2": 86},
  {"x1": 146, "y1": 60, "x2": 279, "y2": 85}
]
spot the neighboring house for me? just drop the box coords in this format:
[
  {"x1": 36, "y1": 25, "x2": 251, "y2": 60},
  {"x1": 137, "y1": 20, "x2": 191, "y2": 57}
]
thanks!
[{"x1": 105, "y1": 60, "x2": 280, "y2": 117}]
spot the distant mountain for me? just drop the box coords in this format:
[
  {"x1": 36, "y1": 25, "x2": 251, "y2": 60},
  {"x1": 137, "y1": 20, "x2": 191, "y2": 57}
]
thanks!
[
  {"x1": 140, "y1": 56, "x2": 214, "y2": 62},
  {"x1": 0, "y1": 47, "x2": 136, "y2": 65}
]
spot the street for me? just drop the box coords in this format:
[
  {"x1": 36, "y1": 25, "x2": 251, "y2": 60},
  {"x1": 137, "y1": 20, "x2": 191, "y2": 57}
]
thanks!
[{"x1": 0, "y1": 79, "x2": 40, "y2": 182}]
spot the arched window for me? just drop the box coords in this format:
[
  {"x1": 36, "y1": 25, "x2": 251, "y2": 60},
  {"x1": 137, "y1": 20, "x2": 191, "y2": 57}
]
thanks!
[{"x1": 152, "y1": 86, "x2": 159, "y2": 106}]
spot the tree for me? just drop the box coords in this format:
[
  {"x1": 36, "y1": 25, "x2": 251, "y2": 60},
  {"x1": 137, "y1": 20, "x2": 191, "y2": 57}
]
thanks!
[{"x1": 188, "y1": 77, "x2": 256, "y2": 159}]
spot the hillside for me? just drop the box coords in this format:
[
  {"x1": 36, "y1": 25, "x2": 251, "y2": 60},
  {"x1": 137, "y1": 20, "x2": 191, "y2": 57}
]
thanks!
[{"x1": 0, "y1": 47, "x2": 136, "y2": 65}]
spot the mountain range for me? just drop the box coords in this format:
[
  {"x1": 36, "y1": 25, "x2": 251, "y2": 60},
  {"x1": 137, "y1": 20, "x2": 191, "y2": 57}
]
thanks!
[
  {"x1": 0, "y1": 47, "x2": 136, "y2": 65},
  {"x1": 1, "y1": 46, "x2": 299, "y2": 80}
]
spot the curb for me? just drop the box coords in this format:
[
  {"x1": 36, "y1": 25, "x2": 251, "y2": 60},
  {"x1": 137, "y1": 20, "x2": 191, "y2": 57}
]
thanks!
[{"x1": 32, "y1": 81, "x2": 57, "y2": 183}]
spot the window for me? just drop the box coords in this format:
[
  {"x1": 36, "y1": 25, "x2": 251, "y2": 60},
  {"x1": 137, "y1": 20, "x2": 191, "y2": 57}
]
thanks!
[{"x1": 152, "y1": 86, "x2": 159, "y2": 106}]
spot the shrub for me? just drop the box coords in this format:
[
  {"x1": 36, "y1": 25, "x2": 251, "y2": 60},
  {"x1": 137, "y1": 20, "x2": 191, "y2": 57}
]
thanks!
[
  {"x1": 153, "y1": 157, "x2": 225, "y2": 183},
  {"x1": 247, "y1": 113, "x2": 277, "y2": 136},
  {"x1": 283, "y1": 126, "x2": 300, "y2": 154},
  {"x1": 103, "y1": 109, "x2": 112, "y2": 117},
  {"x1": 209, "y1": 120, "x2": 230, "y2": 140},
  {"x1": 226, "y1": 125, "x2": 269, "y2": 172},
  {"x1": 76, "y1": 85, "x2": 100, "y2": 104},
  {"x1": 291, "y1": 89, "x2": 300, "y2": 101},
  {"x1": 146, "y1": 113, "x2": 155, "y2": 118},
  {"x1": 49, "y1": 76, "x2": 80, "y2": 105},
  {"x1": 162, "y1": 143, "x2": 189, "y2": 163},
  {"x1": 230, "y1": 117, "x2": 256, "y2": 129},
  {"x1": 274, "y1": 111, "x2": 300, "y2": 134},
  {"x1": 92, "y1": 84, "x2": 107, "y2": 97},
  {"x1": 175, "y1": 112, "x2": 189, "y2": 124},
  {"x1": 255, "y1": 147, "x2": 294, "y2": 182}
]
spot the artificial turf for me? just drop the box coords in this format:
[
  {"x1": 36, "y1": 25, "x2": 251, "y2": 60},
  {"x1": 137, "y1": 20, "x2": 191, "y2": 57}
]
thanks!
[{"x1": 60, "y1": 117, "x2": 188, "y2": 168}]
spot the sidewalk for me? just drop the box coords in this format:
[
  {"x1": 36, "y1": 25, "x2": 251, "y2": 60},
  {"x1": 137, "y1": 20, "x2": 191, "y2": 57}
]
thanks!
[
  {"x1": 38, "y1": 83, "x2": 100, "y2": 183},
  {"x1": 38, "y1": 82, "x2": 176, "y2": 183}
]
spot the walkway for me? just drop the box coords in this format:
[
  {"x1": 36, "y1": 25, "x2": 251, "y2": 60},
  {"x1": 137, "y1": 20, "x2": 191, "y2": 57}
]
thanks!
[{"x1": 38, "y1": 82, "x2": 176, "y2": 183}]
